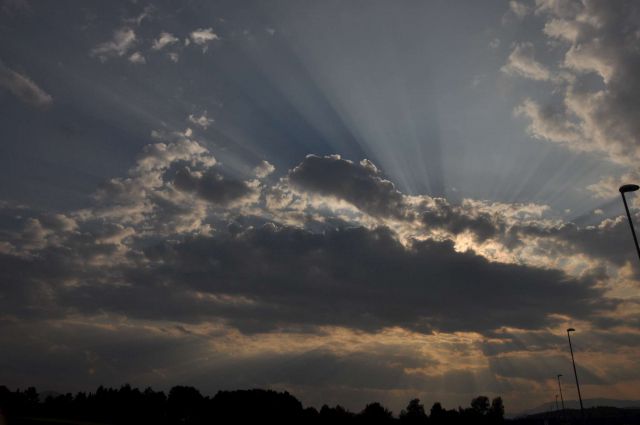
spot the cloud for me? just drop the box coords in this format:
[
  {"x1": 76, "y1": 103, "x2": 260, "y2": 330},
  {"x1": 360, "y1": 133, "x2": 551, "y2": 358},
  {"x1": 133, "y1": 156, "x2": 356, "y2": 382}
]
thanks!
[
  {"x1": 288, "y1": 154, "x2": 407, "y2": 219},
  {"x1": 124, "y1": 5, "x2": 153, "y2": 26},
  {"x1": 167, "y1": 52, "x2": 179, "y2": 63},
  {"x1": 509, "y1": 1, "x2": 530, "y2": 19},
  {"x1": 489, "y1": 353, "x2": 605, "y2": 385},
  {"x1": 46, "y1": 224, "x2": 609, "y2": 335},
  {"x1": 1, "y1": 139, "x2": 638, "y2": 411},
  {"x1": 501, "y1": 42, "x2": 557, "y2": 82},
  {"x1": 507, "y1": 1, "x2": 640, "y2": 166},
  {"x1": 0, "y1": 62, "x2": 52, "y2": 108},
  {"x1": 514, "y1": 98, "x2": 580, "y2": 145},
  {"x1": 171, "y1": 166, "x2": 256, "y2": 206},
  {"x1": 128, "y1": 51, "x2": 146, "y2": 64},
  {"x1": 189, "y1": 27, "x2": 219, "y2": 51},
  {"x1": 152, "y1": 31, "x2": 179, "y2": 50},
  {"x1": 254, "y1": 160, "x2": 275, "y2": 178},
  {"x1": 90, "y1": 27, "x2": 136, "y2": 61},
  {"x1": 587, "y1": 172, "x2": 640, "y2": 200},
  {"x1": 188, "y1": 111, "x2": 214, "y2": 129}
]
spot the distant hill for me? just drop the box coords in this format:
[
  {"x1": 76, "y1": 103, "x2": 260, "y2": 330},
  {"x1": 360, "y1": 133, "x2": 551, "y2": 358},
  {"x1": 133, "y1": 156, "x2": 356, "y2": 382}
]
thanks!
[
  {"x1": 510, "y1": 406, "x2": 640, "y2": 425},
  {"x1": 514, "y1": 399, "x2": 640, "y2": 417}
]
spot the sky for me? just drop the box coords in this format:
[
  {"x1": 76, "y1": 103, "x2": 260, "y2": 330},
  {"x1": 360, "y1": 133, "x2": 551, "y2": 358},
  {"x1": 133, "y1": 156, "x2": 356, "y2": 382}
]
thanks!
[{"x1": 1, "y1": 0, "x2": 640, "y2": 415}]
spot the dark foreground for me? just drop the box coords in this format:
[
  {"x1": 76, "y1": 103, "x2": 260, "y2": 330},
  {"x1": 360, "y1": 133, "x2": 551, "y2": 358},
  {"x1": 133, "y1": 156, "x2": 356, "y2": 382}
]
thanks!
[
  {"x1": 509, "y1": 406, "x2": 640, "y2": 425},
  {"x1": 2, "y1": 385, "x2": 640, "y2": 424},
  {"x1": 3, "y1": 385, "x2": 501, "y2": 425}
]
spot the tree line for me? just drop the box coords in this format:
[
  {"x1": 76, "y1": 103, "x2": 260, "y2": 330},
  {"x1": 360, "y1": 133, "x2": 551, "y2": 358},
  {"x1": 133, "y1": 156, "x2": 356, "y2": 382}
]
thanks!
[{"x1": 0, "y1": 384, "x2": 505, "y2": 425}]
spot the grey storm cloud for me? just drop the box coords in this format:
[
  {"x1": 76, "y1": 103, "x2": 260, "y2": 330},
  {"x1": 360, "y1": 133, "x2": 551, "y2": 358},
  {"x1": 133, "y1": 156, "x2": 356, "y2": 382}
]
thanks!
[
  {"x1": 34, "y1": 224, "x2": 611, "y2": 335},
  {"x1": 421, "y1": 198, "x2": 504, "y2": 242},
  {"x1": 172, "y1": 166, "x2": 255, "y2": 205},
  {"x1": 3, "y1": 0, "x2": 640, "y2": 412},
  {"x1": 286, "y1": 154, "x2": 528, "y2": 245},
  {"x1": 289, "y1": 154, "x2": 408, "y2": 219},
  {"x1": 0, "y1": 145, "x2": 627, "y2": 337},
  {"x1": 510, "y1": 216, "x2": 640, "y2": 272}
]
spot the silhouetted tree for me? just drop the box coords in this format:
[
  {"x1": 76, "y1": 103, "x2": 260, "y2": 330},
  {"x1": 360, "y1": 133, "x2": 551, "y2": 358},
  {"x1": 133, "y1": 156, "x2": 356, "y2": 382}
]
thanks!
[
  {"x1": 168, "y1": 385, "x2": 204, "y2": 424},
  {"x1": 489, "y1": 397, "x2": 504, "y2": 423},
  {"x1": 430, "y1": 402, "x2": 445, "y2": 424},
  {"x1": 471, "y1": 396, "x2": 490, "y2": 416},
  {"x1": 0, "y1": 384, "x2": 522, "y2": 425},
  {"x1": 400, "y1": 398, "x2": 428, "y2": 424},
  {"x1": 211, "y1": 389, "x2": 304, "y2": 423},
  {"x1": 359, "y1": 402, "x2": 394, "y2": 424},
  {"x1": 320, "y1": 404, "x2": 354, "y2": 424}
]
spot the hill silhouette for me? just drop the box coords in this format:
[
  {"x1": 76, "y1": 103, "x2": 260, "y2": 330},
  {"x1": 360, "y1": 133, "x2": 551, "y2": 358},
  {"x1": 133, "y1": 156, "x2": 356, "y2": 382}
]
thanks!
[
  {"x1": 0, "y1": 384, "x2": 506, "y2": 425},
  {"x1": 514, "y1": 398, "x2": 640, "y2": 417},
  {"x1": 509, "y1": 406, "x2": 640, "y2": 425},
  {"x1": 6, "y1": 384, "x2": 639, "y2": 425}
]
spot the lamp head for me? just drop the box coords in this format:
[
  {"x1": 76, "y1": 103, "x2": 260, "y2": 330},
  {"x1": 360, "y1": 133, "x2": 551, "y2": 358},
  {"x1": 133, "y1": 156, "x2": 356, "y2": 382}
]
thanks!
[
  {"x1": 619, "y1": 184, "x2": 640, "y2": 193},
  {"x1": 557, "y1": 374, "x2": 562, "y2": 378},
  {"x1": 567, "y1": 328, "x2": 575, "y2": 333}
]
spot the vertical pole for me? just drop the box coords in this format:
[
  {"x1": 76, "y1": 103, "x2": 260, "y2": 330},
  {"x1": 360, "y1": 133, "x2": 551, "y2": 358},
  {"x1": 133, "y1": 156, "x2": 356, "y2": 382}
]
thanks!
[
  {"x1": 621, "y1": 192, "x2": 640, "y2": 263},
  {"x1": 567, "y1": 331, "x2": 584, "y2": 414},
  {"x1": 557, "y1": 375, "x2": 565, "y2": 411}
]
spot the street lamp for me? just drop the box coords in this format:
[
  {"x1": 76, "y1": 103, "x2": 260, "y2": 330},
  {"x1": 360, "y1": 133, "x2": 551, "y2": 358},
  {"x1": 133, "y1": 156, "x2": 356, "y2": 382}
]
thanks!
[
  {"x1": 619, "y1": 184, "x2": 640, "y2": 263},
  {"x1": 567, "y1": 328, "x2": 584, "y2": 415},
  {"x1": 557, "y1": 374, "x2": 565, "y2": 411}
]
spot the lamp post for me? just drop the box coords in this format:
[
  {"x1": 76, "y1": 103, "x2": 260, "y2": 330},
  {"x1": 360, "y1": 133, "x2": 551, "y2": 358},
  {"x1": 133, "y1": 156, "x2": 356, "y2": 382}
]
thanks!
[
  {"x1": 619, "y1": 184, "x2": 640, "y2": 263},
  {"x1": 567, "y1": 328, "x2": 584, "y2": 415},
  {"x1": 557, "y1": 374, "x2": 565, "y2": 411}
]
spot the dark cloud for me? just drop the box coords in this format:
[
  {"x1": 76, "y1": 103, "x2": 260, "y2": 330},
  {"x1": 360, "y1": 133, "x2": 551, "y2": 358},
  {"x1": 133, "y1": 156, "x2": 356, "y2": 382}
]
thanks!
[
  {"x1": 480, "y1": 331, "x2": 566, "y2": 356},
  {"x1": 289, "y1": 155, "x2": 408, "y2": 219},
  {"x1": 421, "y1": 198, "x2": 504, "y2": 242},
  {"x1": 0, "y1": 318, "x2": 481, "y2": 412},
  {"x1": 489, "y1": 354, "x2": 605, "y2": 385},
  {"x1": 39, "y1": 224, "x2": 610, "y2": 335},
  {"x1": 0, "y1": 319, "x2": 207, "y2": 393},
  {"x1": 172, "y1": 166, "x2": 254, "y2": 205},
  {"x1": 511, "y1": 216, "x2": 640, "y2": 271}
]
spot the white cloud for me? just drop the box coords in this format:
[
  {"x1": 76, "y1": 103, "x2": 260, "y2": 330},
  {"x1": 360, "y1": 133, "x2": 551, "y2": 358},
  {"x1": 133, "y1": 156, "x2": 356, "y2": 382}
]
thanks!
[
  {"x1": 152, "y1": 31, "x2": 179, "y2": 50},
  {"x1": 189, "y1": 27, "x2": 219, "y2": 52},
  {"x1": 254, "y1": 160, "x2": 275, "y2": 178},
  {"x1": 0, "y1": 62, "x2": 52, "y2": 108},
  {"x1": 502, "y1": 42, "x2": 556, "y2": 81},
  {"x1": 509, "y1": 0, "x2": 530, "y2": 19},
  {"x1": 128, "y1": 51, "x2": 146, "y2": 64},
  {"x1": 188, "y1": 111, "x2": 214, "y2": 129},
  {"x1": 514, "y1": 98, "x2": 580, "y2": 145},
  {"x1": 587, "y1": 171, "x2": 640, "y2": 200},
  {"x1": 507, "y1": 2, "x2": 640, "y2": 166},
  {"x1": 90, "y1": 28, "x2": 136, "y2": 61}
]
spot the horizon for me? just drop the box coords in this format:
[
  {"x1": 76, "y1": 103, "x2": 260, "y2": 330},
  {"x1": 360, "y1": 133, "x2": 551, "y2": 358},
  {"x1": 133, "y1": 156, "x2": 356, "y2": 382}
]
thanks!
[
  {"x1": 5, "y1": 383, "x2": 640, "y2": 418},
  {"x1": 2, "y1": 0, "x2": 640, "y2": 416}
]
